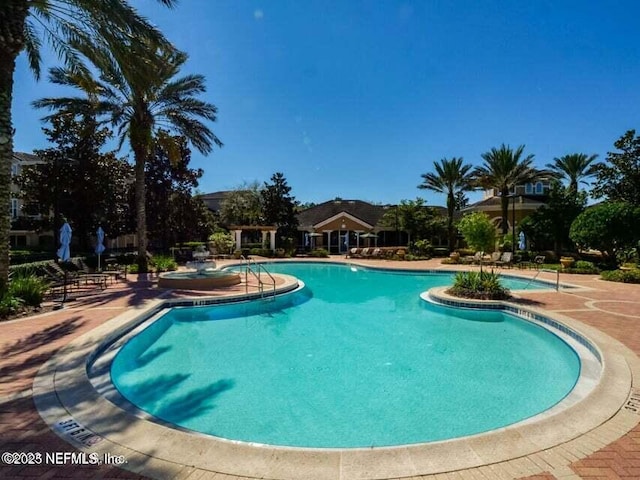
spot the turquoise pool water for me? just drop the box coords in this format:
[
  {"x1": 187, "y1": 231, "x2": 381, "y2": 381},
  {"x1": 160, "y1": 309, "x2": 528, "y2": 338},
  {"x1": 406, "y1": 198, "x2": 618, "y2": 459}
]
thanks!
[{"x1": 111, "y1": 262, "x2": 579, "y2": 448}]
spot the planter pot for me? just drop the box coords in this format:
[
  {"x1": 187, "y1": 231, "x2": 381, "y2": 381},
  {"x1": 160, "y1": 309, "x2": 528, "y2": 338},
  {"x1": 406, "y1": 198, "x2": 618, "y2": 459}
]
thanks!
[{"x1": 560, "y1": 258, "x2": 575, "y2": 269}]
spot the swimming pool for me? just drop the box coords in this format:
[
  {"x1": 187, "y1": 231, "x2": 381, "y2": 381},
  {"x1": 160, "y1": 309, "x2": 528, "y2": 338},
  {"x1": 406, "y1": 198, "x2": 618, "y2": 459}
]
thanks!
[{"x1": 110, "y1": 262, "x2": 580, "y2": 448}]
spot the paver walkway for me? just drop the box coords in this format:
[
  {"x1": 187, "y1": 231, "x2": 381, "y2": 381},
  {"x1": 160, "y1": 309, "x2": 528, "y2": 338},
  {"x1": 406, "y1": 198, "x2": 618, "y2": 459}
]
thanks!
[{"x1": 1, "y1": 259, "x2": 640, "y2": 479}]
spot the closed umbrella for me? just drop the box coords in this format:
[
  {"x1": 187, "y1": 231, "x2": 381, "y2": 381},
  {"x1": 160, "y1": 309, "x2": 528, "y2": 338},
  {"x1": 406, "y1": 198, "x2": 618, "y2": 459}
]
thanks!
[
  {"x1": 518, "y1": 231, "x2": 526, "y2": 251},
  {"x1": 96, "y1": 226, "x2": 106, "y2": 271},
  {"x1": 57, "y1": 221, "x2": 72, "y2": 262},
  {"x1": 57, "y1": 221, "x2": 72, "y2": 304}
]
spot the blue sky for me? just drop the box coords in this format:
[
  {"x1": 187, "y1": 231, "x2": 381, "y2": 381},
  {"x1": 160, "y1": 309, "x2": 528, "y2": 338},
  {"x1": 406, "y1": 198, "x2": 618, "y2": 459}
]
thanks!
[{"x1": 11, "y1": 1, "x2": 640, "y2": 207}]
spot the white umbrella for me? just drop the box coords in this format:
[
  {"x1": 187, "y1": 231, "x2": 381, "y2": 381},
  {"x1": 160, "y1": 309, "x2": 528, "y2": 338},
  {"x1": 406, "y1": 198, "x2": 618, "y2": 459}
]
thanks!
[
  {"x1": 96, "y1": 226, "x2": 106, "y2": 271},
  {"x1": 518, "y1": 231, "x2": 526, "y2": 251},
  {"x1": 57, "y1": 222, "x2": 72, "y2": 262}
]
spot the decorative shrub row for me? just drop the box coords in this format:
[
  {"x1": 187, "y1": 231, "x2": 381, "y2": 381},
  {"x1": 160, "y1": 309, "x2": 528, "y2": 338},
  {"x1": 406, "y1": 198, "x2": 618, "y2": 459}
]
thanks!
[{"x1": 601, "y1": 269, "x2": 640, "y2": 283}]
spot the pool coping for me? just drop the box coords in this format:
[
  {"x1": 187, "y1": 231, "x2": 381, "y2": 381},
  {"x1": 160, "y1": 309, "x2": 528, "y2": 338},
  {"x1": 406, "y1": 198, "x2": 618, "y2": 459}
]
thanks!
[{"x1": 33, "y1": 266, "x2": 640, "y2": 479}]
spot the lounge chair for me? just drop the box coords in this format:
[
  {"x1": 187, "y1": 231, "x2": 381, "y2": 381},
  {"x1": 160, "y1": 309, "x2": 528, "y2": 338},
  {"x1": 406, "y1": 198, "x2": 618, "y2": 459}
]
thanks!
[
  {"x1": 371, "y1": 248, "x2": 382, "y2": 258},
  {"x1": 347, "y1": 248, "x2": 361, "y2": 258},
  {"x1": 360, "y1": 248, "x2": 371, "y2": 258},
  {"x1": 487, "y1": 252, "x2": 502, "y2": 266},
  {"x1": 462, "y1": 251, "x2": 483, "y2": 265},
  {"x1": 533, "y1": 255, "x2": 546, "y2": 269},
  {"x1": 494, "y1": 252, "x2": 513, "y2": 268}
]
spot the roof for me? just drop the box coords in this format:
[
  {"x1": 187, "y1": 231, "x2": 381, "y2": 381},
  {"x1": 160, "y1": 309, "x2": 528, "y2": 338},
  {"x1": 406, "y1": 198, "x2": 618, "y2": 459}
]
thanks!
[
  {"x1": 462, "y1": 195, "x2": 548, "y2": 211},
  {"x1": 12, "y1": 152, "x2": 42, "y2": 164},
  {"x1": 199, "y1": 190, "x2": 232, "y2": 212},
  {"x1": 297, "y1": 200, "x2": 387, "y2": 229}
]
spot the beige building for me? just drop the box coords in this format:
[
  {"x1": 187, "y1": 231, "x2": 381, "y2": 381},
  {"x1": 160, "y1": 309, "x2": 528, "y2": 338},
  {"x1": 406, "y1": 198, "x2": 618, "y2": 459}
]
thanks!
[{"x1": 461, "y1": 181, "x2": 552, "y2": 240}]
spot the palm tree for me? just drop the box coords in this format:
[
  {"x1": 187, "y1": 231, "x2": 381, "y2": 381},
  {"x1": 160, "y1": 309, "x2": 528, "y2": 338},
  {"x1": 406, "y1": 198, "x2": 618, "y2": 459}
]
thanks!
[
  {"x1": 0, "y1": 0, "x2": 176, "y2": 283},
  {"x1": 35, "y1": 43, "x2": 222, "y2": 272},
  {"x1": 474, "y1": 144, "x2": 545, "y2": 235},
  {"x1": 546, "y1": 153, "x2": 599, "y2": 192},
  {"x1": 418, "y1": 157, "x2": 474, "y2": 251}
]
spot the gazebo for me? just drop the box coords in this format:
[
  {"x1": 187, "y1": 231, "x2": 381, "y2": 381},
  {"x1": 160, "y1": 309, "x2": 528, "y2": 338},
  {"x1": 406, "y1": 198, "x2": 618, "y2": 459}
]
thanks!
[{"x1": 228, "y1": 225, "x2": 279, "y2": 251}]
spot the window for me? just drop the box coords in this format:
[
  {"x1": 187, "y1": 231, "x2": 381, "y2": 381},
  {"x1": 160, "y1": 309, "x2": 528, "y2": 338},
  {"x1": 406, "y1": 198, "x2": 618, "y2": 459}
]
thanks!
[
  {"x1": 525, "y1": 183, "x2": 533, "y2": 194},
  {"x1": 10, "y1": 198, "x2": 18, "y2": 219},
  {"x1": 535, "y1": 182, "x2": 543, "y2": 194},
  {"x1": 10, "y1": 164, "x2": 18, "y2": 177}
]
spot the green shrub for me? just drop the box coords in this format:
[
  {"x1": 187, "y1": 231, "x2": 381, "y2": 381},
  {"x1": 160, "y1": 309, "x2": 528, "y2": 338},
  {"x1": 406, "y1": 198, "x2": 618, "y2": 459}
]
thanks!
[
  {"x1": 9, "y1": 274, "x2": 48, "y2": 307},
  {"x1": 208, "y1": 231, "x2": 235, "y2": 255},
  {"x1": 412, "y1": 240, "x2": 434, "y2": 257},
  {"x1": 0, "y1": 291, "x2": 24, "y2": 318},
  {"x1": 455, "y1": 248, "x2": 475, "y2": 257},
  {"x1": 128, "y1": 263, "x2": 139, "y2": 274},
  {"x1": 449, "y1": 271, "x2": 511, "y2": 300},
  {"x1": 575, "y1": 260, "x2": 596, "y2": 270},
  {"x1": 601, "y1": 269, "x2": 640, "y2": 283},
  {"x1": 151, "y1": 255, "x2": 178, "y2": 272},
  {"x1": 433, "y1": 247, "x2": 450, "y2": 257},
  {"x1": 309, "y1": 248, "x2": 329, "y2": 258}
]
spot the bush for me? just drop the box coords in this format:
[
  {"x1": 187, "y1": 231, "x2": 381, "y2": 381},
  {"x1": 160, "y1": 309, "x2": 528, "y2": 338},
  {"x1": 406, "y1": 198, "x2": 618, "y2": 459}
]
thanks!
[
  {"x1": 448, "y1": 271, "x2": 511, "y2": 300},
  {"x1": 9, "y1": 274, "x2": 48, "y2": 307},
  {"x1": 128, "y1": 263, "x2": 139, "y2": 274},
  {"x1": 308, "y1": 248, "x2": 329, "y2": 258},
  {"x1": 601, "y1": 269, "x2": 640, "y2": 283},
  {"x1": 151, "y1": 255, "x2": 178, "y2": 272},
  {"x1": 0, "y1": 291, "x2": 24, "y2": 318},
  {"x1": 575, "y1": 260, "x2": 595, "y2": 270},
  {"x1": 208, "y1": 231, "x2": 234, "y2": 255},
  {"x1": 412, "y1": 240, "x2": 434, "y2": 257}
]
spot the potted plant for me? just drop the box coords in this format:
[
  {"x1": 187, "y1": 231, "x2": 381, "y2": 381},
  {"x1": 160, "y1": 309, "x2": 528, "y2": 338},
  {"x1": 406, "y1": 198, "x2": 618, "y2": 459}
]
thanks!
[{"x1": 560, "y1": 256, "x2": 575, "y2": 269}]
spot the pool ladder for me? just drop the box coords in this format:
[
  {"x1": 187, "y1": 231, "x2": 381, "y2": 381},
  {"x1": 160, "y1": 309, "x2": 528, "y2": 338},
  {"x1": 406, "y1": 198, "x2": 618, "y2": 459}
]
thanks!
[
  {"x1": 525, "y1": 268, "x2": 560, "y2": 291},
  {"x1": 241, "y1": 256, "x2": 276, "y2": 299}
]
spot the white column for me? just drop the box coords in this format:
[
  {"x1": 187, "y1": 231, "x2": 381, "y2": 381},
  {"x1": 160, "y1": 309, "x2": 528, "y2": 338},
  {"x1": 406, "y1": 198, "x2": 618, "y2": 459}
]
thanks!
[
  {"x1": 261, "y1": 230, "x2": 268, "y2": 248},
  {"x1": 324, "y1": 230, "x2": 332, "y2": 253},
  {"x1": 269, "y1": 230, "x2": 277, "y2": 250},
  {"x1": 232, "y1": 230, "x2": 242, "y2": 251}
]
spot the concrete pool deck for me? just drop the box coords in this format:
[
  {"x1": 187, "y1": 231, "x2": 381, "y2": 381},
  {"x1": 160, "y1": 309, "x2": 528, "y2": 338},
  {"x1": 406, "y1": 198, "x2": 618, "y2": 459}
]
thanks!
[{"x1": 2, "y1": 257, "x2": 640, "y2": 479}]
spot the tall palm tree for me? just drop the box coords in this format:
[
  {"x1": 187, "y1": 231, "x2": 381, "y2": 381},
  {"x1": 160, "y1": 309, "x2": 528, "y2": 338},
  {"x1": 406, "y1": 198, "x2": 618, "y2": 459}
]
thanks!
[
  {"x1": 474, "y1": 144, "x2": 545, "y2": 235},
  {"x1": 0, "y1": 0, "x2": 176, "y2": 283},
  {"x1": 418, "y1": 157, "x2": 474, "y2": 251},
  {"x1": 546, "y1": 153, "x2": 599, "y2": 192},
  {"x1": 35, "y1": 43, "x2": 222, "y2": 272}
]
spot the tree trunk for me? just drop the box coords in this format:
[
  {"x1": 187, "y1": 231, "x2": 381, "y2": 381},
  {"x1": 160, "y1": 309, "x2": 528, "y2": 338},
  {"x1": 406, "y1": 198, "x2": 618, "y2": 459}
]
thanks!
[
  {"x1": 500, "y1": 189, "x2": 509, "y2": 236},
  {"x1": 447, "y1": 192, "x2": 455, "y2": 252},
  {"x1": 134, "y1": 151, "x2": 148, "y2": 272},
  {"x1": 0, "y1": 1, "x2": 29, "y2": 286}
]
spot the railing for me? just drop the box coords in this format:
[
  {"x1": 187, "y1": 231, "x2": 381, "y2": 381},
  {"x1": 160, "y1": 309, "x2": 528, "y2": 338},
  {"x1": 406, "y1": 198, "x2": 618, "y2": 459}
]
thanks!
[
  {"x1": 525, "y1": 267, "x2": 560, "y2": 291},
  {"x1": 241, "y1": 256, "x2": 276, "y2": 299}
]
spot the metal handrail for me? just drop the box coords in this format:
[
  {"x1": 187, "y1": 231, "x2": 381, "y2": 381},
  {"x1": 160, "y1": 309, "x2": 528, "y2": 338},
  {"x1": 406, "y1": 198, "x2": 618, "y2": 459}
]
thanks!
[
  {"x1": 525, "y1": 267, "x2": 560, "y2": 291},
  {"x1": 241, "y1": 256, "x2": 276, "y2": 298}
]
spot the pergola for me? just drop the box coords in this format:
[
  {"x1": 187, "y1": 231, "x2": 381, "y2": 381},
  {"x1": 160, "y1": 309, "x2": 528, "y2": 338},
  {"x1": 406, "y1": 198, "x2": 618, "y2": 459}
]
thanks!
[{"x1": 228, "y1": 225, "x2": 279, "y2": 250}]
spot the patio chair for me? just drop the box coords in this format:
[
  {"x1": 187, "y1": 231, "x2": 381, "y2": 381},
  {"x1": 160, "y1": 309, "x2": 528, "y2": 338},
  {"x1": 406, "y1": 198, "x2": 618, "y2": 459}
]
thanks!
[
  {"x1": 360, "y1": 247, "x2": 371, "y2": 258},
  {"x1": 487, "y1": 252, "x2": 502, "y2": 266},
  {"x1": 347, "y1": 248, "x2": 361, "y2": 258},
  {"x1": 371, "y1": 248, "x2": 382, "y2": 258},
  {"x1": 533, "y1": 255, "x2": 546, "y2": 269},
  {"x1": 462, "y1": 251, "x2": 483, "y2": 265},
  {"x1": 494, "y1": 252, "x2": 514, "y2": 268}
]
